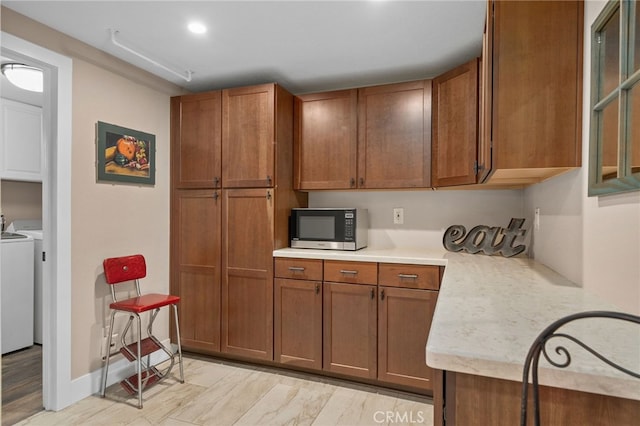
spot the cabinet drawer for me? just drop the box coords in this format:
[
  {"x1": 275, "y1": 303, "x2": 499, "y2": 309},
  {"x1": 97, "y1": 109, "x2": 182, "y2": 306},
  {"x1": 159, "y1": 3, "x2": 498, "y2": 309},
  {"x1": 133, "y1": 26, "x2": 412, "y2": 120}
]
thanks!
[
  {"x1": 324, "y1": 260, "x2": 377, "y2": 285},
  {"x1": 378, "y1": 263, "x2": 440, "y2": 290},
  {"x1": 274, "y1": 258, "x2": 323, "y2": 281}
]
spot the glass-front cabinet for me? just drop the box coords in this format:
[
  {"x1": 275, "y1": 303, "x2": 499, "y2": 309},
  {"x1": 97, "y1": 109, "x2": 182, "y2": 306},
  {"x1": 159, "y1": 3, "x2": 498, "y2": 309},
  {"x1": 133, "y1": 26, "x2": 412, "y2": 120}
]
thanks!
[{"x1": 589, "y1": 0, "x2": 640, "y2": 195}]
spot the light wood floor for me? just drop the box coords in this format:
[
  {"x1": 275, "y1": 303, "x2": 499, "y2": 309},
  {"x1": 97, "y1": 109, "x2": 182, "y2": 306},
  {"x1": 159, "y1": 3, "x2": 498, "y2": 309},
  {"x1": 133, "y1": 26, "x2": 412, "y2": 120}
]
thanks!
[
  {"x1": 2, "y1": 345, "x2": 43, "y2": 426},
  {"x1": 16, "y1": 354, "x2": 434, "y2": 425}
]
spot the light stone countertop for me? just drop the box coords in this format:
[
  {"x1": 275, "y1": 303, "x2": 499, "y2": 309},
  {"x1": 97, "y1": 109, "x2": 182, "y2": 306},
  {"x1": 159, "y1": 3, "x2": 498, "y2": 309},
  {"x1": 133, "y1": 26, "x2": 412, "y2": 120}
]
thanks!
[{"x1": 273, "y1": 247, "x2": 640, "y2": 401}]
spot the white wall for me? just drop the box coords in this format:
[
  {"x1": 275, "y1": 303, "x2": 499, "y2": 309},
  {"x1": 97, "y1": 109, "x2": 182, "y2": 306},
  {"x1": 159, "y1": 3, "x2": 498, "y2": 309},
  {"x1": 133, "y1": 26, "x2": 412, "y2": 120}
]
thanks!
[
  {"x1": 524, "y1": 0, "x2": 640, "y2": 315},
  {"x1": 310, "y1": 189, "x2": 525, "y2": 250}
]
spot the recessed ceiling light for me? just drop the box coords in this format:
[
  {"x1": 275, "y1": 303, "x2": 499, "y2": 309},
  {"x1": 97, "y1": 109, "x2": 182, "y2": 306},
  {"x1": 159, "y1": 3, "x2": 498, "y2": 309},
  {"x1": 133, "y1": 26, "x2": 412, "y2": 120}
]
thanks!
[
  {"x1": 1, "y1": 63, "x2": 43, "y2": 92},
  {"x1": 188, "y1": 22, "x2": 207, "y2": 35}
]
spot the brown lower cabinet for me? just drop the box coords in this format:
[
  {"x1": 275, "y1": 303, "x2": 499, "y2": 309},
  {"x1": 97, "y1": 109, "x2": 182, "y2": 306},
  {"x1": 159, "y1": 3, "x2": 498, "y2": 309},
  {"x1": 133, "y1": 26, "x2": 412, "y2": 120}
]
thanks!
[
  {"x1": 274, "y1": 257, "x2": 441, "y2": 394},
  {"x1": 171, "y1": 189, "x2": 221, "y2": 352},
  {"x1": 378, "y1": 286, "x2": 437, "y2": 390},
  {"x1": 274, "y1": 278, "x2": 323, "y2": 369},
  {"x1": 440, "y1": 372, "x2": 640, "y2": 426},
  {"x1": 323, "y1": 281, "x2": 378, "y2": 379},
  {"x1": 221, "y1": 189, "x2": 275, "y2": 360}
]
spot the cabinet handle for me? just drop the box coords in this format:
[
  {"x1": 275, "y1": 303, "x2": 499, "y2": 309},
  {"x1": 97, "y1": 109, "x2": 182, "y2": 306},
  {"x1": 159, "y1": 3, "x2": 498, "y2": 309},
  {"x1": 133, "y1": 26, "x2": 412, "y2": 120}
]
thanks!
[
  {"x1": 213, "y1": 191, "x2": 219, "y2": 201},
  {"x1": 288, "y1": 266, "x2": 305, "y2": 272},
  {"x1": 266, "y1": 190, "x2": 272, "y2": 200},
  {"x1": 359, "y1": 177, "x2": 364, "y2": 187},
  {"x1": 380, "y1": 289, "x2": 385, "y2": 300},
  {"x1": 214, "y1": 176, "x2": 220, "y2": 187},
  {"x1": 370, "y1": 288, "x2": 375, "y2": 299},
  {"x1": 350, "y1": 178, "x2": 356, "y2": 188},
  {"x1": 315, "y1": 283, "x2": 320, "y2": 295},
  {"x1": 398, "y1": 274, "x2": 418, "y2": 279},
  {"x1": 339, "y1": 269, "x2": 358, "y2": 275}
]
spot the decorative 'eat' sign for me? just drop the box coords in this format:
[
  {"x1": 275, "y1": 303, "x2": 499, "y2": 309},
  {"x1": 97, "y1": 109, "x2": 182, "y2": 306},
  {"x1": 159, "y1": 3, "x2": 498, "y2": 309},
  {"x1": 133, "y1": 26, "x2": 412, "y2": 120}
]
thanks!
[{"x1": 443, "y1": 218, "x2": 528, "y2": 258}]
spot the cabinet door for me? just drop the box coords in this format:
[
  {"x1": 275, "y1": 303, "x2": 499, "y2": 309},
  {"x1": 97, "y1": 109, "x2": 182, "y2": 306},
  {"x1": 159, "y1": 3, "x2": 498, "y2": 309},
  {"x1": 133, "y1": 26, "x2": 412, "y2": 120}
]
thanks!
[
  {"x1": 294, "y1": 90, "x2": 358, "y2": 190},
  {"x1": 0, "y1": 99, "x2": 43, "y2": 182},
  {"x1": 171, "y1": 189, "x2": 221, "y2": 352},
  {"x1": 274, "y1": 278, "x2": 322, "y2": 370},
  {"x1": 222, "y1": 188, "x2": 274, "y2": 360},
  {"x1": 489, "y1": 0, "x2": 583, "y2": 180},
  {"x1": 323, "y1": 282, "x2": 377, "y2": 379},
  {"x1": 171, "y1": 92, "x2": 222, "y2": 188},
  {"x1": 432, "y1": 59, "x2": 479, "y2": 187},
  {"x1": 222, "y1": 84, "x2": 275, "y2": 188},
  {"x1": 357, "y1": 80, "x2": 432, "y2": 189},
  {"x1": 378, "y1": 286, "x2": 437, "y2": 391}
]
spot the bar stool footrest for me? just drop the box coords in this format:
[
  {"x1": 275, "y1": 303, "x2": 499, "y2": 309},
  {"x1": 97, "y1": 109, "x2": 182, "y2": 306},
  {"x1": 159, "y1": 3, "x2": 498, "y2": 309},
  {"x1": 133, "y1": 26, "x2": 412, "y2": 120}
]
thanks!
[
  {"x1": 120, "y1": 366, "x2": 161, "y2": 395},
  {"x1": 120, "y1": 337, "x2": 162, "y2": 362}
]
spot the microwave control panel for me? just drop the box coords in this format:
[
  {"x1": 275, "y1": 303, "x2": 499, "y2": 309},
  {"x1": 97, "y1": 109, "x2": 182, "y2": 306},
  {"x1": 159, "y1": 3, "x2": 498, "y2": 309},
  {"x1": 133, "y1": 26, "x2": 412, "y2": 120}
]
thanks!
[{"x1": 344, "y1": 211, "x2": 354, "y2": 240}]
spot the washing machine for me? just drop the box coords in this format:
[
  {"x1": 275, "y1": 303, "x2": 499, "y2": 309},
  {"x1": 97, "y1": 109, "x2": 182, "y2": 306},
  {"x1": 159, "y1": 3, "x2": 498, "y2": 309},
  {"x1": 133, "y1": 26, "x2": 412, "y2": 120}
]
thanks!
[
  {"x1": 1, "y1": 232, "x2": 35, "y2": 354},
  {"x1": 8, "y1": 220, "x2": 43, "y2": 344}
]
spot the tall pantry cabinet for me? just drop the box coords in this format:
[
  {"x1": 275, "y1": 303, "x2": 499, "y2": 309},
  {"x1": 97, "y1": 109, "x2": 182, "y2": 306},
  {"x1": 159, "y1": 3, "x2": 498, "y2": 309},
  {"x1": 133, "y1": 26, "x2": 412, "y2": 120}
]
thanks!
[{"x1": 170, "y1": 83, "x2": 307, "y2": 360}]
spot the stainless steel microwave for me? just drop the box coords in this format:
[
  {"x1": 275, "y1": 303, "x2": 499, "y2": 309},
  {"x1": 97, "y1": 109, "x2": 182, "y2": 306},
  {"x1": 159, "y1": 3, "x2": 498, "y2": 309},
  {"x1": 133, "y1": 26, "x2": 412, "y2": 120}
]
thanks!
[{"x1": 290, "y1": 208, "x2": 368, "y2": 250}]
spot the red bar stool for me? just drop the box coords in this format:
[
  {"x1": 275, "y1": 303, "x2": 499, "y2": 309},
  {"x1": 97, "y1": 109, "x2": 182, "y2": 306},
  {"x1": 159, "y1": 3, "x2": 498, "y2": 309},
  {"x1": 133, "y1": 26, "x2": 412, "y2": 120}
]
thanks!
[{"x1": 100, "y1": 254, "x2": 184, "y2": 408}]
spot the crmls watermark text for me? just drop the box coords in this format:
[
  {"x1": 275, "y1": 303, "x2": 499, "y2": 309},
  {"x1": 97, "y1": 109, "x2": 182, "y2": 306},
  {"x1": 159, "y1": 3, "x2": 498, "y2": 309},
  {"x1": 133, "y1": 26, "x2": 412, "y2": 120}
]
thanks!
[{"x1": 373, "y1": 410, "x2": 426, "y2": 424}]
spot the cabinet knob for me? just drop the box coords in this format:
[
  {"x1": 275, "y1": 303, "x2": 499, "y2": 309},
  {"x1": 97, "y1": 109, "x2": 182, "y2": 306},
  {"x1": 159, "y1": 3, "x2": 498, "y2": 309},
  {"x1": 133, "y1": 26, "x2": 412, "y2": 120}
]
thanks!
[
  {"x1": 213, "y1": 191, "x2": 219, "y2": 201},
  {"x1": 350, "y1": 178, "x2": 356, "y2": 188},
  {"x1": 370, "y1": 288, "x2": 375, "y2": 299},
  {"x1": 315, "y1": 283, "x2": 320, "y2": 295},
  {"x1": 266, "y1": 190, "x2": 272, "y2": 200},
  {"x1": 380, "y1": 289, "x2": 385, "y2": 300},
  {"x1": 267, "y1": 175, "x2": 272, "y2": 186},
  {"x1": 359, "y1": 177, "x2": 364, "y2": 187},
  {"x1": 214, "y1": 176, "x2": 220, "y2": 187}
]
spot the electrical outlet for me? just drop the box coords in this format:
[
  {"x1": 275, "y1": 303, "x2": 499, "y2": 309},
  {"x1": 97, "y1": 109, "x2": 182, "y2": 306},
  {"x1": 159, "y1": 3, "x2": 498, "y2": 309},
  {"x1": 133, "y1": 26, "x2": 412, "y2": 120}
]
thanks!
[
  {"x1": 393, "y1": 207, "x2": 404, "y2": 225},
  {"x1": 101, "y1": 333, "x2": 118, "y2": 359},
  {"x1": 534, "y1": 207, "x2": 540, "y2": 230}
]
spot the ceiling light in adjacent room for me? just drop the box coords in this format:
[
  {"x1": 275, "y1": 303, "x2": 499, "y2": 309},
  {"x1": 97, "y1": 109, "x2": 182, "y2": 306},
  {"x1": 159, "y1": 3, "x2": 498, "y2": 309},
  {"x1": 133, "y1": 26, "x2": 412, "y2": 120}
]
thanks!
[
  {"x1": 188, "y1": 22, "x2": 207, "y2": 35},
  {"x1": 1, "y1": 63, "x2": 43, "y2": 93}
]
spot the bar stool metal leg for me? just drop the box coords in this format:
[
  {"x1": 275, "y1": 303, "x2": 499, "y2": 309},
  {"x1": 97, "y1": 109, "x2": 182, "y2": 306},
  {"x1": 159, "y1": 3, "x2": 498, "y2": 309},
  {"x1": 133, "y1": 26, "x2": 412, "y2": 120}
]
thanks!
[{"x1": 136, "y1": 313, "x2": 143, "y2": 409}]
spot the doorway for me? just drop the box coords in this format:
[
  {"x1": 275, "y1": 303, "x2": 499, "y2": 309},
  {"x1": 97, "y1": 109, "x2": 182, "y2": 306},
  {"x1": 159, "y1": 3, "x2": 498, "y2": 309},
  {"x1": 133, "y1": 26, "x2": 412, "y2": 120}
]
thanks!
[{"x1": 1, "y1": 32, "x2": 73, "y2": 412}]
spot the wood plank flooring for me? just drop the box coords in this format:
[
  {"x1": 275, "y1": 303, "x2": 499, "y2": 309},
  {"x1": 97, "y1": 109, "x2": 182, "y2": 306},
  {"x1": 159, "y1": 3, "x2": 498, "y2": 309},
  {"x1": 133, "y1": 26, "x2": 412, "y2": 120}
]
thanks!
[
  {"x1": 1, "y1": 345, "x2": 43, "y2": 426},
  {"x1": 16, "y1": 353, "x2": 434, "y2": 425}
]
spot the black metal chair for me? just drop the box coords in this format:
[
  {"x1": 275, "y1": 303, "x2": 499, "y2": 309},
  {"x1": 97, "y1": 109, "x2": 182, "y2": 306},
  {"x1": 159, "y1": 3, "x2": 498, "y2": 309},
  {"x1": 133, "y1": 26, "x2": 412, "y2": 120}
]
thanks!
[{"x1": 520, "y1": 310, "x2": 640, "y2": 426}]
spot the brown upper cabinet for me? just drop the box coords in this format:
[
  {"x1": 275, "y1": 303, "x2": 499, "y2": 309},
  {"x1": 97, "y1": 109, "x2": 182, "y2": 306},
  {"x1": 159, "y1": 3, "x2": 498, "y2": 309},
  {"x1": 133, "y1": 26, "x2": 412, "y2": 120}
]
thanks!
[
  {"x1": 358, "y1": 80, "x2": 432, "y2": 189},
  {"x1": 294, "y1": 80, "x2": 432, "y2": 190},
  {"x1": 432, "y1": 58, "x2": 480, "y2": 187},
  {"x1": 223, "y1": 83, "x2": 293, "y2": 188},
  {"x1": 480, "y1": 0, "x2": 583, "y2": 185},
  {"x1": 294, "y1": 90, "x2": 358, "y2": 190},
  {"x1": 171, "y1": 92, "x2": 222, "y2": 189}
]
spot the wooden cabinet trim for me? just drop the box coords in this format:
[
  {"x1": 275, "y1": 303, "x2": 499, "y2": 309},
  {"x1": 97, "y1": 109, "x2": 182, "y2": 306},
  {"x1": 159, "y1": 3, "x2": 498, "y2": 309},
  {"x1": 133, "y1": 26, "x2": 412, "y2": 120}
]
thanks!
[
  {"x1": 378, "y1": 263, "x2": 441, "y2": 290},
  {"x1": 324, "y1": 260, "x2": 378, "y2": 285},
  {"x1": 274, "y1": 258, "x2": 323, "y2": 281}
]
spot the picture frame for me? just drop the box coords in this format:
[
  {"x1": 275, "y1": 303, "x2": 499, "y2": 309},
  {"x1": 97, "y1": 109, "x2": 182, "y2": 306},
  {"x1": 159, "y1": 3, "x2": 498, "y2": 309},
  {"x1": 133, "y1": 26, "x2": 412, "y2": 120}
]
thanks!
[{"x1": 96, "y1": 121, "x2": 155, "y2": 186}]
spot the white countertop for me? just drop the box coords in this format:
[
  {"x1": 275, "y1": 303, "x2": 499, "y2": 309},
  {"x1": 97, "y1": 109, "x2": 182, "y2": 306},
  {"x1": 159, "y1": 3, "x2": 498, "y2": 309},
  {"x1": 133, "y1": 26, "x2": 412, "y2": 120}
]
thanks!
[{"x1": 273, "y1": 247, "x2": 640, "y2": 401}]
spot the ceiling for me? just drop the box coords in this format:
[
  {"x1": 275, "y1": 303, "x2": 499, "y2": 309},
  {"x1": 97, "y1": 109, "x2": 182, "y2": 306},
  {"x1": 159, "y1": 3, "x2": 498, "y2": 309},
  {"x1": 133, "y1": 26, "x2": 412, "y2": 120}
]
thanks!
[{"x1": 2, "y1": 1, "x2": 486, "y2": 95}]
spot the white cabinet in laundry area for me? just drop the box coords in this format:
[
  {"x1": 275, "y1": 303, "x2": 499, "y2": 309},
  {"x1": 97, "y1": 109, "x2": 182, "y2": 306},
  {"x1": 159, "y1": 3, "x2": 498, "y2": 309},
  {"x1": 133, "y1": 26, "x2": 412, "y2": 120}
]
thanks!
[{"x1": 0, "y1": 98, "x2": 44, "y2": 182}]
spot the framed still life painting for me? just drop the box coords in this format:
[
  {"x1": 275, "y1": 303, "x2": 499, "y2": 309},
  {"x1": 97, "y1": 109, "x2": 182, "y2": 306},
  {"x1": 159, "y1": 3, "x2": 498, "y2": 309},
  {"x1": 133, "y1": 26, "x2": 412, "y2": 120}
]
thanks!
[{"x1": 96, "y1": 121, "x2": 155, "y2": 185}]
